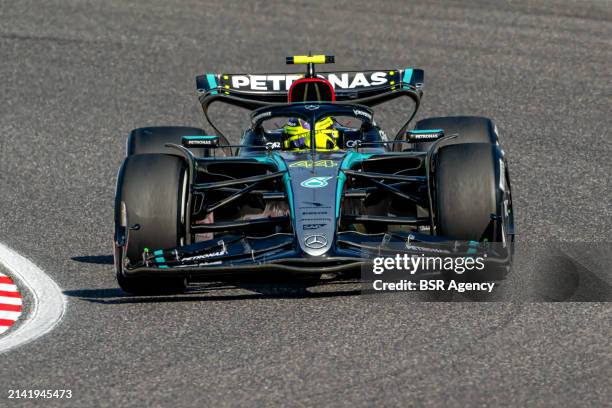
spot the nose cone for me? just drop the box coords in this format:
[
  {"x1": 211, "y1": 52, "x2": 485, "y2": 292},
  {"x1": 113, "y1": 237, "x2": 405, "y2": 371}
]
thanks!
[
  {"x1": 301, "y1": 233, "x2": 330, "y2": 256},
  {"x1": 284, "y1": 154, "x2": 341, "y2": 257}
]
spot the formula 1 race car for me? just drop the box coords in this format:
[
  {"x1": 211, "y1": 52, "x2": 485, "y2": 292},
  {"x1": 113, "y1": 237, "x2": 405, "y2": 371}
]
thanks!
[{"x1": 114, "y1": 55, "x2": 515, "y2": 294}]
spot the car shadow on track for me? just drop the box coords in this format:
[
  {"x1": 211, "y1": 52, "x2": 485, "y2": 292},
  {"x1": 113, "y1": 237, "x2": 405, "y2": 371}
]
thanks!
[
  {"x1": 63, "y1": 277, "x2": 364, "y2": 304},
  {"x1": 70, "y1": 254, "x2": 364, "y2": 303},
  {"x1": 71, "y1": 255, "x2": 114, "y2": 265},
  {"x1": 69, "y1": 246, "x2": 612, "y2": 303}
]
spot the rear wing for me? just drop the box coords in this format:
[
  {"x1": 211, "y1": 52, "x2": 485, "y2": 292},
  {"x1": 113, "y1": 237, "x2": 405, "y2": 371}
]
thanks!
[
  {"x1": 197, "y1": 62, "x2": 424, "y2": 144},
  {"x1": 196, "y1": 68, "x2": 423, "y2": 108}
]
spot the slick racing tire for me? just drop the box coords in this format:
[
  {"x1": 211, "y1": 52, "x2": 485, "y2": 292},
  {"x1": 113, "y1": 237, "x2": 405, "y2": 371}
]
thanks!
[
  {"x1": 434, "y1": 143, "x2": 513, "y2": 280},
  {"x1": 127, "y1": 126, "x2": 210, "y2": 157},
  {"x1": 434, "y1": 143, "x2": 506, "y2": 241},
  {"x1": 114, "y1": 153, "x2": 188, "y2": 294},
  {"x1": 412, "y1": 116, "x2": 499, "y2": 152}
]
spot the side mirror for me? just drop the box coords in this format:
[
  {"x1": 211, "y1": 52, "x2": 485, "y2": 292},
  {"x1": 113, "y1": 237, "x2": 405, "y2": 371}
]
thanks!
[{"x1": 181, "y1": 135, "x2": 219, "y2": 148}]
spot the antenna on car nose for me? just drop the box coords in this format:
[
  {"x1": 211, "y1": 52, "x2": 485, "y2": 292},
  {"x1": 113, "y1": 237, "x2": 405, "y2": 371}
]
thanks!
[{"x1": 286, "y1": 53, "x2": 335, "y2": 78}]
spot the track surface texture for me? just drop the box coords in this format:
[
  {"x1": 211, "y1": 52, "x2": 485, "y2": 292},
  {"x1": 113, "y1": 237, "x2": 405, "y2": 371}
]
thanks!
[{"x1": 0, "y1": 0, "x2": 610, "y2": 406}]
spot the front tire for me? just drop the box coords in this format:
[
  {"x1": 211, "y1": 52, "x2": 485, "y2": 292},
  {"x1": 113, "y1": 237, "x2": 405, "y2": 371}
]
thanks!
[
  {"x1": 434, "y1": 143, "x2": 513, "y2": 280},
  {"x1": 435, "y1": 143, "x2": 501, "y2": 241},
  {"x1": 114, "y1": 153, "x2": 188, "y2": 294}
]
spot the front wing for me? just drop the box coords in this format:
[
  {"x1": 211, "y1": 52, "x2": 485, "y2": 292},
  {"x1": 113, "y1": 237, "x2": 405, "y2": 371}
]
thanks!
[{"x1": 120, "y1": 230, "x2": 511, "y2": 280}]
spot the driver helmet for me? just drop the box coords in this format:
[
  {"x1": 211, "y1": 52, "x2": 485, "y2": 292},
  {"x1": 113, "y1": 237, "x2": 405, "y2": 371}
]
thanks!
[{"x1": 283, "y1": 116, "x2": 339, "y2": 151}]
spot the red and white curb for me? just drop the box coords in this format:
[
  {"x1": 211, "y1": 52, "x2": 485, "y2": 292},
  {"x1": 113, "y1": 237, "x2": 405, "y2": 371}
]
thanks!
[
  {"x1": 0, "y1": 242, "x2": 66, "y2": 353},
  {"x1": 0, "y1": 272, "x2": 22, "y2": 334}
]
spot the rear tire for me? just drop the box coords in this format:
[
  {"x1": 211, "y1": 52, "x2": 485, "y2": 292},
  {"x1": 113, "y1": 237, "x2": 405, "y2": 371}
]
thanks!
[
  {"x1": 114, "y1": 153, "x2": 188, "y2": 294},
  {"x1": 127, "y1": 126, "x2": 210, "y2": 157}
]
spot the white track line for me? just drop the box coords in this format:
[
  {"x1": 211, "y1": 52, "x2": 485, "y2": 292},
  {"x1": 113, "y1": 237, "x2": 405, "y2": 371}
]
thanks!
[
  {"x1": 0, "y1": 242, "x2": 66, "y2": 353},
  {"x1": 0, "y1": 310, "x2": 22, "y2": 320},
  {"x1": 0, "y1": 283, "x2": 19, "y2": 291},
  {"x1": 0, "y1": 296, "x2": 22, "y2": 306}
]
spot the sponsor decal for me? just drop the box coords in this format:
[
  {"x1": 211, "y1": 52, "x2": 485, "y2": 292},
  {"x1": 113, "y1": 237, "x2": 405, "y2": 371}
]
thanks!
[
  {"x1": 345, "y1": 139, "x2": 360, "y2": 148},
  {"x1": 304, "y1": 104, "x2": 319, "y2": 110},
  {"x1": 181, "y1": 241, "x2": 227, "y2": 262},
  {"x1": 185, "y1": 140, "x2": 210, "y2": 146},
  {"x1": 304, "y1": 235, "x2": 328, "y2": 249},
  {"x1": 353, "y1": 109, "x2": 372, "y2": 120},
  {"x1": 300, "y1": 176, "x2": 333, "y2": 188},
  {"x1": 406, "y1": 129, "x2": 444, "y2": 141},
  {"x1": 182, "y1": 136, "x2": 219, "y2": 147},
  {"x1": 300, "y1": 218, "x2": 332, "y2": 223},
  {"x1": 289, "y1": 160, "x2": 337, "y2": 168},
  {"x1": 184, "y1": 140, "x2": 216, "y2": 146},
  {"x1": 232, "y1": 74, "x2": 303, "y2": 91},
  {"x1": 226, "y1": 72, "x2": 391, "y2": 92},
  {"x1": 301, "y1": 201, "x2": 324, "y2": 207},
  {"x1": 253, "y1": 111, "x2": 272, "y2": 122},
  {"x1": 326, "y1": 72, "x2": 388, "y2": 89},
  {"x1": 410, "y1": 133, "x2": 440, "y2": 140},
  {"x1": 303, "y1": 223, "x2": 327, "y2": 230},
  {"x1": 266, "y1": 141, "x2": 281, "y2": 150},
  {"x1": 181, "y1": 250, "x2": 227, "y2": 262}
]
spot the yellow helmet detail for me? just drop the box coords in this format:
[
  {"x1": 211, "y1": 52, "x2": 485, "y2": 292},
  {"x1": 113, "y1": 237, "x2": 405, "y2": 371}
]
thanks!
[{"x1": 283, "y1": 117, "x2": 339, "y2": 151}]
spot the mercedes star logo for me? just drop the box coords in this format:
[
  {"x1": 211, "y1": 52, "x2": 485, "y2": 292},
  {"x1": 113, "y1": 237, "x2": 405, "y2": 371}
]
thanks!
[{"x1": 304, "y1": 234, "x2": 328, "y2": 249}]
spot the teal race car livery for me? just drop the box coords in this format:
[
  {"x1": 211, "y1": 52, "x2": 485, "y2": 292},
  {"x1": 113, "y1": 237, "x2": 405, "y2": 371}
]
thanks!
[{"x1": 114, "y1": 55, "x2": 514, "y2": 294}]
